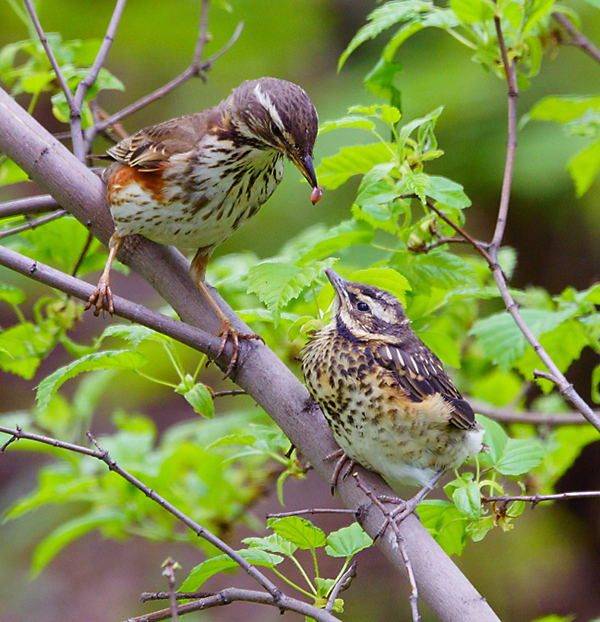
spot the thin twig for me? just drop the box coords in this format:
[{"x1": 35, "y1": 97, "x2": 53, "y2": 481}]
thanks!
[
  {"x1": 140, "y1": 591, "x2": 212, "y2": 602},
  {"x1": 211, "y1": 389, "x2": 247, "y2": 398},
  {"x1": 162, "y1": 559, "x2": 180, "y2": 622},
  {"x1": 73, "y1": 0, "x2": 126, "y2": 110},
  {"x1": 88, "y1": 5, "x2": 244, "y2": 141},
  {"x1": 0, "y1": 195, "x2": 60, "y2": 218},
  {"x1": 325, "y1": 561, "x2": 357, "y2": 614},
  {"x1": 552, "y1": 13, "x2": 600, "y2": 64},
  {"x1": 125, "y1": 587, "x2": 341, "y2": 622},
  {"x1": 0, "y1": 210, "x2": 66, "y2": 240},
  {"x1": 22, "y1": 0, "x2": 87, "y2": 161},
  {"x1": 266, "y1": 508, "x2": 358, "y2": 519},
  {"x1": 471, "y1": 400, "x2": 588, "y2": 426},
  {"x1": 353, "y1": 473, "x2": 420, "y2": 622},
  {"x1": 483, "y1": 490, "x2": 600, "y2": 507}
]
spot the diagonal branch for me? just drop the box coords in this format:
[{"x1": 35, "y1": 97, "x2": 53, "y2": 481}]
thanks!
[
  {"x1": 552, "y1": 12, "x2": 600, "y2": 64},
  {"x1": 0, "y1": 85, "x2": 501, "y2": 622}
]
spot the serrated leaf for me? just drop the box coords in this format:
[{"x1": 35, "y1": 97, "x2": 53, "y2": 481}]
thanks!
[
  {"x1": 180, "y1": 548, "x2": 283, "y2": 592},
  {"x1": 268, "y1": 516, "x2": 326, "y2": 549},
  {"x1": 469, "y1": 308, "x2": 575, "y2": 372},
  {"x1": 496, "y1": 438, "x2": 546, "y2": 475},
  {"x1": 32, "y1": 509, "x2": 124, "y2": 575},
  {"x1": 315, "y1": 143, "x2": 395, "y2": 190},
  {"x1": 325, "y1": 522, "x2": 373, "y2": 558},
  {"x1": 339, "y1": 1, "x2": 433, "y2": 69},
  {"x1": 349, "y1": 267, "x2": 411, "y2": 306},
  {"x1": 99, "y1": 323, "x2": 169, "y2": 347},
  {"x1": 248, "y1": 260, "x2": 331, "y2": 321},
  {"x1": 297, "y1": 227, "x2": 374, "y2": 266},
  {"x1": 427, "y1": 176, "x2": 471, "y2": 209},
  {"x1": 243, "y1": 533, "x2": 298, "y2": 556},
  {"x1": 36, "y1": 350, "x2": 148, "y2": 413}
]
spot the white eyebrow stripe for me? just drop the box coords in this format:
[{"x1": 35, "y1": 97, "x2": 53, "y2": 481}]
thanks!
[{"x1": 254, "y1": 84, "x2": 286, "y2": 133}]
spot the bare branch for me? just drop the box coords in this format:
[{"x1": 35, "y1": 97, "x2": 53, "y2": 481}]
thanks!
[
  {"x1": 471, "y1": 400, "x2": 588, "y2": 426},
  {"x1": 0, "y1": 84, "x2": 502, "y2": 622},
  {"x1": 0, "y1": 209, "x2": 66, "y2": 240},
  {"x1": 127, "y1": 587, "x2": 342, "y2": 622},
  {"x1": 325, "y1": 562, "x2": 357, "y2": 614},
  {"x1": 0, "y1": 194, "x2": 60, "y2": 218},
  {"x1": 483, "y1": 490, "x2": 600, "y2": 506},
  {"x1": 266, "y1": 508, "x2": 358, "y2": 519},
  {"x1": 552, "y1": 12, "x2": 600, "y2": 64}
]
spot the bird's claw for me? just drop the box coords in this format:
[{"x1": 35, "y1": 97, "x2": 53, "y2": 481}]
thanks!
[
  {"x1": 215, "y1": 320, "x2": 264, "y2": 379},
  {"x1": 324, "y1": 449, "x2": 355, "y2": 496},
  {"x1": 85, "y1": 279, "x2": 114, "y2": 316}
]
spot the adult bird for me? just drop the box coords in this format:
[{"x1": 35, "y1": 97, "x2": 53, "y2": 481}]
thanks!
[
  {"x1": 302, "y1": 269, "x2": 483, "y2": 523},
  {"x1": 88, "y1": 77, "x2": 322, "y2": 375}
]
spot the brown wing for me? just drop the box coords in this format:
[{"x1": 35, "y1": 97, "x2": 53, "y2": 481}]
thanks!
[
  {"x1": 377, "y1": 344, "x2": 476, "y2": 430},
  {"x1": 107, "y1": 106, "x2": 222, "y2": 171}
]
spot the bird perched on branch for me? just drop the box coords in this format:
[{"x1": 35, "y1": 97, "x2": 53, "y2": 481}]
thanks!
[
  {"x1": 302, "y1": 269, "x2": 483, "y2": 522},
  {"x1": 87, "y1": 77, "x2": 322, "y2": 375}
]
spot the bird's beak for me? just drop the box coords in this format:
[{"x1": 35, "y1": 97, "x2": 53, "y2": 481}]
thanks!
[
  {"x1": 292, "y1": 154, "x2": 323, "y2": 204},
  {"x1": 325, "y1": 268, "x2": 349, "y2": 315}
]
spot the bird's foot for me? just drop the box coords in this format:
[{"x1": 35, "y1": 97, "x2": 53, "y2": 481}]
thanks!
[
  {"x1": 216, "y1": 319, "x2": 264, "y2": 378},
  {"x1": 85, "y1": 277, "x2": 114, "y2": 316},
  {"x1": 324, "y1": 449, "x2": 355, "y2": 496}
]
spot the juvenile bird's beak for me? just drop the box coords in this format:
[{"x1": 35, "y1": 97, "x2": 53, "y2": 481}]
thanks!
[
  {"x1": 292, "y1": 154, "x2": 323, "y2": 204},
  {"x1": 325, "y1": 268, "x2": 349, "y2": 315}
]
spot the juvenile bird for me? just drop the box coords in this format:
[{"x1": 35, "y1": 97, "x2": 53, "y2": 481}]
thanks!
[
  {"x1": 302, "y1": 269, "x2": 483, "y2": 522},
  {"x1": 87, "y1": 77, "x2": 322, "y2": 374}
]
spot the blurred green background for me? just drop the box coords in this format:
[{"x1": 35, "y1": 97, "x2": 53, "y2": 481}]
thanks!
[{"x1": 1, "y1": 1, "x2": 600, "y2": 621}]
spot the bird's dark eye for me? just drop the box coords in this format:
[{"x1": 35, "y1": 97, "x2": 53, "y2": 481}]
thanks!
[{"x1": 357, "y1": 301, "x2": 369, "y2": 312}]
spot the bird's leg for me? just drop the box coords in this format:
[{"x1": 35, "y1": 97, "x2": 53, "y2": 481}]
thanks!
[
  {"x1": 85, "y1": 231, "x2": 125, "y2": 316},
  {"x1": 324, "y1": 448, "x2": 356, "y2": 495},
  {"x1": 190, "y1": 248, "x2": 263, "y2": 378}
]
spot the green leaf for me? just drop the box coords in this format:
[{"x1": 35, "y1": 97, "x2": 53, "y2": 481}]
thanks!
[
  {"x1": 325, "y1": 522, "x2": 373, "y2": 558},
  {"x1": 99, "y1": 323, "x2": 169, "y2": 347},
  {"x1": 528, "y1": 95, "x2": 600, "y2": 124},
  {"x1": 32, "y1": 510, "x2": 124, "y2": 575},
  {"x1": 180, "y1": 549, "x2": 283, "y2": 592},
  {"x1": 247, "y1": 260, "x2": 332, "y2": 321},
  {"x1": 242, "y1": 533, "x2": 298, "y2": 556},
  {"x1": 364, "y1": 58, "x2": 402, "y2": 110},
  {"x1": 477, "y1": 415, "x2": 508, "y2": 464},
  {"x1": 348, "y1": 267, "x2": 411, "y2": 306},
  {"x1": 418, "y1": 330, "x2": 461, "y2": 368},
  {"x1": 267, "y1": 516, "x2": 327, "y2": 549},
  {"x1": 0, "y1": 158, "x2": 29, "y2": 185},
  {"x1": 450, "y1": 0, "x2": 493, "y2": 23},
  {"x1": 567, "y1": 141, "x2": 600, "y2": 197},
  {"x1": 0, "y1": 282, "x2": 26, "y2": 306},
  {"x1": 0, "y1": 322, "x2": 54, "y2": 379},
  {"x1": 469, "y1": 308, "x2": 575, "y2": 372},
  {"x1": 36, "y1": 350, "x2": 148, "y2": 413},
  {"x1": 297, "y1": 226, "x2": 374, "y2": 266},
  {"x1": 427, "y1": 176, "x2": 471, "y2": 209},
  {"x1": 319, "y1": 116, "x2": 376, "y2": 134},
  {"x1": 338, "y1": 1, "x2": 433, "y2": 69},
  {"x1": 316, "y1": 143, "x2": 395, "y2": 190},
  {"x1": 418, "y1": 500, "x2": 467, "y2": 556},
  {"x1": 496, "y1": 438, "x2": 546, "y2": 476},
  {"x1": 180, "y1": 382, "x2": 215, "y2": 419},
  {"x1": 452, "y1": 480, "x2": 481, "y2": 520}
]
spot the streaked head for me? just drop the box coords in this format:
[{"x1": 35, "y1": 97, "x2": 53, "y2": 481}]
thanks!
[
  {"x1": 227, "y1": 77, "x2": 321, "y2": 200},
  {"x1": 325, "y1": 269, "x2": 410, "y2": 341}
]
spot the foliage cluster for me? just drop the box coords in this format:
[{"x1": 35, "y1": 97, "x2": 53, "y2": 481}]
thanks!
[{"x1": 1, "y1": 0, "x2": 600, "y2": 618}]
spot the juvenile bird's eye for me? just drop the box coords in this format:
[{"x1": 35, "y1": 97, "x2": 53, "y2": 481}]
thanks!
[{"x1": 357, "y1": 301, "x2": 369, "y2": 312}]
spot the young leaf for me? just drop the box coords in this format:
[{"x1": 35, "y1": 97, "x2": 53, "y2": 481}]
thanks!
[
  {"x1": 99, "y1": 323, "x2": 169, "y2": 347},
  {"x1": 567, "y1": 140, "x2": 600, "y2": 197},
  {"x1": 452, "y1": 480, "x2": 481, "y2": 520},
  {"x1": 418, "y1": 500, "x2": 467, "y2": 556},
  {"x1": 325, "y1": 522, "x2": 373, "y2": 558},
  {"x1": 495, "y1": 438, "x2": 546, "y2": 476},
  {"x1": 477, "y1": 415, "x2": 508, "y2": 464},
  {"x1": 242, "y1": 533, "x2": 298, "y2": 556},
  {"x1": 180, "y1": 549, "x2": 283, "y2": 592},
  {"x1": 179, "y1": 383, "x2": 215, "y2": 419},
  {"x1": 450, "y1": 0, "x2": 493, "y2": 23},
  {"x1": 267, "y1": 516, "x2": 327, "y2": 549},
  {"x1": 36, "y1": 350, "x2": 148, "y2": 413}
]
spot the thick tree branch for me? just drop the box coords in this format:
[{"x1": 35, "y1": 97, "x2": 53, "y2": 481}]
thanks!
[{"x1": 0, "y1": 86, "x2": 501, "y2": 622}]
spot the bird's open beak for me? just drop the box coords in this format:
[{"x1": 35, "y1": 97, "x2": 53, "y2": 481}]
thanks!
[{"x1": 292, "y1": 154, "x2": 323, "y2": 204}]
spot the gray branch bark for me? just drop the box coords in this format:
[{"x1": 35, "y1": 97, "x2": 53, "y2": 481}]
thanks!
[{"x1": 0, "y1": 86, "x2": 501, "y2": 622}]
